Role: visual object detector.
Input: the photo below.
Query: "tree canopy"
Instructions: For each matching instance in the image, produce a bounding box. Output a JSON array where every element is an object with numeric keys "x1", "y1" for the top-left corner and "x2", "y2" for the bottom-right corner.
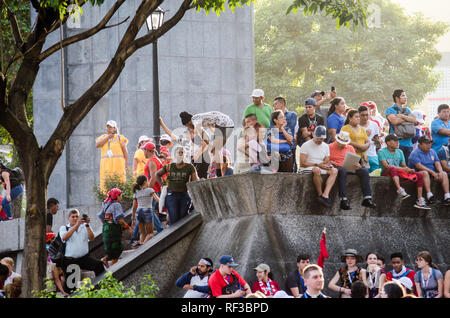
[{"x1": 255, "y1": 0, "x2": 449, "y2": 113}]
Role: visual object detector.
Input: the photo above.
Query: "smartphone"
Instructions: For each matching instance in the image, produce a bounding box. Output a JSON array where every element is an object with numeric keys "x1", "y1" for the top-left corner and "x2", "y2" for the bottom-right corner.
[{"x1": 82, "y1": 214, "x2": 88, "y2": 221}]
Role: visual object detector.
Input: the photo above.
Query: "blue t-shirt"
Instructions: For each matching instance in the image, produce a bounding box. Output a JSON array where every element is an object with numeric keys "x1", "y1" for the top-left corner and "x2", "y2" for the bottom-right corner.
[
  {"x1": 327, "y1": 112, "x2": 346, "y2": 134},
  {"x1": 385, "y1": 104, "x2": 413, "y2": 148},
  {"x1": 377, "y1": 147, "x2": 405, "y2": 173},
  {"x1": 270, "y1": 110, "x2": 297, "y2": 149},
  {"x1": 408, "y1": 148, "x2": 439, "y2": 171},
  {"x1": 437, "y1": 145, "x2": 450, "y2": 162},
  {"x1": 431, "y1": 118, "x2": 450, "y2": 153}
]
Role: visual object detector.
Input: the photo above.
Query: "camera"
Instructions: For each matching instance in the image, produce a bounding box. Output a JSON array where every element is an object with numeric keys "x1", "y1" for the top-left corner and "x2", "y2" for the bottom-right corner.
[{"x1": 82, "y1": 214, "x2": 88, "y2": 221}]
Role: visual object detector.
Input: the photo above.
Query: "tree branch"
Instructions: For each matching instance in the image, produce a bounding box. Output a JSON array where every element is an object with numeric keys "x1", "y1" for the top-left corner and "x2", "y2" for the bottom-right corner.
[
  {"x1": 39, "y1": 0, "x2": 126, "y2": 62},
  {"x1": 2, "y1": 0, "x2": 24, "y2": 51}
]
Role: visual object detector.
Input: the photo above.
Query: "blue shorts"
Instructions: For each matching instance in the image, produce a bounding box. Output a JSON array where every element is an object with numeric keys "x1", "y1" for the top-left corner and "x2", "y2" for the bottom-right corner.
[{"x1": 136, "y1": 208, "x2": 153, "y2": 224}]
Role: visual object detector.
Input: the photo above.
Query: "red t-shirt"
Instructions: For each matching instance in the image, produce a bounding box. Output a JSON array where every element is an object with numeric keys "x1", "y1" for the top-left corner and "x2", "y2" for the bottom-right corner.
[
  {"x1": 329, "y1": 142, "x2": 356, "y2": 167},
  {"x1": 208, "y1": 269, "x2": 248, "y2": 297},
  {"x1": 144, "y1": 156, "x2": 163, "y2": 193},
  {"x1": 386, "y1": 268, "x2": 417, "y2": 295}
]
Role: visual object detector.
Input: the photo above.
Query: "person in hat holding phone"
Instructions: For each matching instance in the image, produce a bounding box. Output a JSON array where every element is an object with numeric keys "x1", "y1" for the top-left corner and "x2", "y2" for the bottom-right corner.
[
  {"x1": 251, "y1": 263, "x2": 280, "y2": 296},
  {"x1": 328, "y1": 249, "x2": 367, "y2": 298},
  {"x1": 96, "y1": 120, "x2": 129, "y2": 191},
  {"x1": 208, "y1": 255, "x2": 251, "y2": 298},
  {"x1": 329, "y1": 131, "x2": 376, "y2": 210}
]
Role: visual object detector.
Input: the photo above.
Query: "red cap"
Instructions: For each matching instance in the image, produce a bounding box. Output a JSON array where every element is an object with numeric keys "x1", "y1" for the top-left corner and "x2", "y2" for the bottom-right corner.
[
  {"x1": 46, "y1": 232, "x2": 55, "y2": 243},
  {"x1": 141, "y1": 142, "x2": 155, "y2": 151}
]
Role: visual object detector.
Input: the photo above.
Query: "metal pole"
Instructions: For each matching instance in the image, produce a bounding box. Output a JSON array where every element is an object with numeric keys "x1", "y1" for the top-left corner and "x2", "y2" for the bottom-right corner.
[{"x1": 152, "y1": 39, "x2": 161, "y2": 153}]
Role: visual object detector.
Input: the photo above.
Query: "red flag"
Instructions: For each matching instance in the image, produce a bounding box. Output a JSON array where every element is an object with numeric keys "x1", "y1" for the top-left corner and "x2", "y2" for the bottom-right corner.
[{"x1": 317, "y1": 229, "x2": 329, "y2": 268}]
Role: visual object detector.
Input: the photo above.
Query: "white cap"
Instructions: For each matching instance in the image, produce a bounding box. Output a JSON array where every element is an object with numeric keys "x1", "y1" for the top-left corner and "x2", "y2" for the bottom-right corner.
[
  {"x1": 106, "y1": 120, "x2": 117, "y2": 128},
  {"x1": 273, "y1": 291, "x2": 294, "y2": 298},
  {"x1": 138, "y1": 135, "x2": 150, "y2": 143},
  {"x1": 251, "y1": 89, "x2": 264, "y2": 98},
  {"x1": 160, "y1": 134, "x2": 172, "y2": 142},
  {"x1": 396, "y1": 277, "x2": 413, "y2": 291},
  {"x1": 412, "y1": 110, "x2": 425, "y2": 125}
]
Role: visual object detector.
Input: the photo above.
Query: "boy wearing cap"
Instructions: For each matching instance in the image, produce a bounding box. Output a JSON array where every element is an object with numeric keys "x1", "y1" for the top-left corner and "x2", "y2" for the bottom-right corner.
[
  {"x1": 431, "y1": 104, "x2": 450, "y2": 153},
  {"x1": 251, "y1": 263, "x2": 280, "y2": 296},
  {"x1": 95, "y1": 120, "x2": 129, "y2": 191},
  {"x1": 408, "y1": 135, "x2": 450, "y2": 205},
  {"x1": 299, "y1": 126, "x2": 338, "y2": 208},
  {"x1": 378, "y1": 134, "x2": 431, "y2": 209},
  {"x1": 329, "y1": 131, "x2": 375, "y2": 210},
  {"x1": 242, "y1": 89, "x2": 273, "y2": 128},
  {"x1": 296, "y1": 98, "x2": 325, "y2": 147},
  {"x1": 208, "y1": 255, "x2": 251, "y2": 298}
]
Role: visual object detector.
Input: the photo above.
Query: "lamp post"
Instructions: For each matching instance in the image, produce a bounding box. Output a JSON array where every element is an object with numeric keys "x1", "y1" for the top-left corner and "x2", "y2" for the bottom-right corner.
[{"x1": 146, "y1": 7, "x2": 165, "y2": 152}]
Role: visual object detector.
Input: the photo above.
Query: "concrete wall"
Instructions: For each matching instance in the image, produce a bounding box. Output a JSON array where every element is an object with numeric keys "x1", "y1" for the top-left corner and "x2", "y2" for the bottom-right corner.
[{"x1": 33, "y1": 1, "x2": 255, "y2": 208}]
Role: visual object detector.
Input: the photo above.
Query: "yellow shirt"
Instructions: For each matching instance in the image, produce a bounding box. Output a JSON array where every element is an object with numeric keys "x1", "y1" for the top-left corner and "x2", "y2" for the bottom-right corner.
[
  {"x1": 341, "y1": 125, "x2": 368, "y2": 157},
  {"x1": 96, "y1": 134, "x2": 128, "y2": 191},
  {"x1": 133, "y1": 149, "x2": 148, "y2": 177}
]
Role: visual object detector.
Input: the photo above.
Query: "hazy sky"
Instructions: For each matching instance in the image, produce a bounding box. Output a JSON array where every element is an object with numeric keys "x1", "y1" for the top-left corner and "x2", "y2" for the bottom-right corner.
[{"x1": 391, "y1": 0, "x2": 450, "y2": 52}]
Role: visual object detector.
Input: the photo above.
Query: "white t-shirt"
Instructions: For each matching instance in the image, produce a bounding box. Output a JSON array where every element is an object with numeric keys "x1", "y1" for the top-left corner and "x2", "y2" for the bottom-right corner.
[
  {"x1": 361, "y1": 120, "x2": 380, "y2": 157},
  {"x1": 60, "y1": 224, "x2": 89, "y2": 258},
  {"x1": 183, "y1": 275, "x2": 210, "y2": 298},
  {"x1": 299, "y1": 139, "x2": 330, "y2": 171}
]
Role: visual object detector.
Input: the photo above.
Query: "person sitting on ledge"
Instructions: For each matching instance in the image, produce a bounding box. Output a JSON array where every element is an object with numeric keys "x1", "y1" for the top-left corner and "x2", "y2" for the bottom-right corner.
[
  {"x1": 329, "y1": 130, "x2": 376, "y2": 210},
  {"x1": 299, "y1": 264, "x2": 330, "y2": 298},
  {"x1": 299, "y1": 125, "x2": 338, "y2": 208}
]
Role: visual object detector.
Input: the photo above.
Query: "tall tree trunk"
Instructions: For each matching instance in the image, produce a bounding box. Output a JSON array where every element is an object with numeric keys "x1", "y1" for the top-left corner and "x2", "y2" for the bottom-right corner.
[{"x1": 12, "y1": 193, "x2": 23, "y2": 218}]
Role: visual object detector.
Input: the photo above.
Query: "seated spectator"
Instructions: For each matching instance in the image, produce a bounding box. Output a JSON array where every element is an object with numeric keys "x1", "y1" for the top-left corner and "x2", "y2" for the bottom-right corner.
[
  {"x1": 267, "y1": 110, "x2": 294, "y2": 172},
  {"x1": 45, "y1": 233, "x2": 69, "y2": 297},
  {"x1": 397, "y1": 277, "x2": 415, "y2": 296},
  {"x1": 444, "y1": 270, "x2": 450, "y2": 298},
  {"x1": 329, "y1": 131, "x2": 376, "y2": 210},
  {"x1": 408, "y1": 135, "x2": 450, "y2": 205},
  {"x1": 377, "y1": 253, "x2": 386, "y2": 271},
  {"x1": 358, "y1": 105, "x2": 381, "y2": 172},
  {"x1": 208, "y1": 147, "x2": 234, "y2": 178},
  {"x1": 208, "y1": 255, "x2": 251, "y2": 298},
  {"x1": 378, "y1": 134, "x2": 431, "y2": 210},
  {"x1": 0, "y1": 257, "x2": 21, "y2": 288},
  {"x1": 299, "y1": 264, "x2": 330, "y2": 298},
  {"x1": 414, "y1": 251, "x2": 444, "y2": 298},
  {"x1": 0, "y1": 263, "x2": 9, "y2": 296},
  {"x1": 98, "y1": 189, "x2": 133, "y2": 267},
  {"x1": 327, "y1": 97, "x2": 347, "y2": 143},
  {"x1": 350, "y1": 280, "x2": 367, "y2": 298},
  {"x1": 4, "y1": 276, "x2": 21, "y2": 298},
  {"x1": 364, "y1": 252, "x2": 386, "y2": 298},
  {"x1": 431, "y1": 104, "x2": 450, "y2": 153},
  {"x1": 341, "y1": 110, "x2": 370, "y2": 165},
  {"x1": 437, "y1": 138, "x2": 450, "y2": 174},
  {"x1": 296, "y1": 98, "x2": 325, "y2": 147},
  {"x1": 328, "y1": 249, "x2": 367, "y2": 298},
  {"x1": 299, "y1": 126, "x2": 338, "y2": 208},
  {"x1": 385, "y1": 252, "x2": 417, "y2": 295},
  {"x1": 175, "y1": 258, "x2": 213, "y2": 298},
  {"x1": 412, "y1": 110, "x2": 431, "y2": 150},
  {"x1": 251, "y1": 263, "x2": 280, "y2": 297},
  {"x1": 381, "y1": 281, "x2": 406, "y2": 298},
  {"x1": 285, "y1": 253, "x2": 310, "y2": 297},
  {"x1": 46, "y1": 198, "x2": 59, "y2": 233}
]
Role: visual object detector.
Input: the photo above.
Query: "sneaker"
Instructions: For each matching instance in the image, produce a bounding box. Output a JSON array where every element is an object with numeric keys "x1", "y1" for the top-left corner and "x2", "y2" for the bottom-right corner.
[
  {"x1": 318, "y1": 196, "x2": 332, "y2": 208},
  {"x1": 443, "y1": 198, "x2": 450, "y2": 206},
  {"x1": 362, "y1": 198, "x2": 376, "y2": 209},
  {"x1": 340, "y1": 199, "x2": 351, "y2": 210},
  {"x1": 397, "y1": 188, "x2": 410, "y2": 200},
  {"x1": 414, "y1": 199, "x2": 431, "y2": 210},
  {"x1": 427, "y1": 195, "x2": 437, "y2": 205}
]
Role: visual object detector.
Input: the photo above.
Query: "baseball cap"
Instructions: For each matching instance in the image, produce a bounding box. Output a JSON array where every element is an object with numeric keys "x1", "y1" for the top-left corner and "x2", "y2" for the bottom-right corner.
[
  {"x1": 160, "y1": 134, "x2": 172, "y2": 142},
  {"x1": 314, "y1": 125, "x2": 327, "y2": 139},
  {"x1": 412, "y1": 110, "x2": 425, "y2": 125},
  {"x1": 138, "y1": 135, "x2": 151, "y2": 143},
  {"x1": 160, "y1": 146, "x2": 170, "y2": 156},
  {"x1": 305, "y1": 98, "x2": 317, "y2": 106},
  {"x1": 106, "y1": 120, "x2": 117, "y2": 128},
  {"x1": 418, "y1": 135, "x2": 432, "y2": 144},
  {"x1": 311, "y1": 90, "x2": 325, "y2": 98},
  {"x1": 141, "y1": 142, "x2": 155, "y2": 151},
  {"x1": 254, "y1": 264, "x2": 270, "y2": 272},
  {"x1": 396, "y1": 277, "x2": 413, "y2": 291},
  {"x1": 219, "y1": 255, "x2": 239, "y2": 267},
  {"x1": 251, "y1": 89, "x2": 264, "y2": 98}
]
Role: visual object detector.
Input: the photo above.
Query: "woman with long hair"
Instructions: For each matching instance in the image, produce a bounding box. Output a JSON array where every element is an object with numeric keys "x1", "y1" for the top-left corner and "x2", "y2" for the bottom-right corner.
[
  {"x1": 365, "y1": 252, "x2": 386, "y2": 298},
  {"x1": 251, "y1": 264, "x2": 280, "y2": 297},
  {"x1": 328, "y1": 249, "x2": 367, "y2": 298},
  {"x1": 267, "y1": 110, "x2": 294, "y2": 172},
  {"x1": 327, "y1": 97, "x2": 347, "y2": 143},
  {"x1": 414, "y1": 251, "x2": 444, "y2": 298},
  {"x1": 341, "y1": 110, "x2": 370, "y2": 163},
  {"x1": 97, "y1": 188, "x2": 132, "y2": 267},
  {"x1": 132, "y1": 175, "x2": 160, "y2": 246}
]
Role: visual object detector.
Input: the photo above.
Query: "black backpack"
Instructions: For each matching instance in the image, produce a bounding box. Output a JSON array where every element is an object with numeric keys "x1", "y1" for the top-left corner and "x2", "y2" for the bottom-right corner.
[
  {"x1": 48, "y1": 226, "x2": 69, "y2": 267},
  {"x1": 208, "y1": 271, "x2": 242, "y2": 298}
]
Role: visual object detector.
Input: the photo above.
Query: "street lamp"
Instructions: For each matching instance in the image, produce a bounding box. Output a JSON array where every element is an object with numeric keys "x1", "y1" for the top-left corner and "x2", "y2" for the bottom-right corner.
[{"x1": 146, "y1": 7, "x2": 166, "y2": 152}]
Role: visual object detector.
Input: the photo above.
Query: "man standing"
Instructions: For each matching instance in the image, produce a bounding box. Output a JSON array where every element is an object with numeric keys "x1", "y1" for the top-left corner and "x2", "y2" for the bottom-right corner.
[
  {"x1": 208, "y1": 255, "x2": 251, "y2": 298},
  {"x1": 285, "y1": 253, "x2": 310, "y2": 297},
  {"x1": 242, "y1": 89, "x2": 273, "y2": 128},
  {"x1": 385, "y1": 90, "x2": 417, "y2": 163},
  {"x1": 329, "y1": 131, "x2": 376, "y2": 210},
  {"x1": 299, "y1": 264, "x2": 330, "y2": 298},
  {"x1": 408, "y1": 135, "x2": 450, "y2": 205},
  {"x1": 299, "y1": 126, "x2": 338, "y2": 208},
  {"x1": 60, "y1": 209, "x2": 104, "y2": 293},
  {"x1": 46, "y1": 198, "x2": 59, "y2": 233},
  {"x1": 385, "y1": 252, "x2": 417, "y2": 295},
  {"x1": 431, "y1": 104, "x2": 450, "y2": 153},
  {"x1": 175, "y1": 258, "x2": 213, "y2": 298},
  {"x1": 358, "y1": 105, "x2": 381, "y2": 172}
]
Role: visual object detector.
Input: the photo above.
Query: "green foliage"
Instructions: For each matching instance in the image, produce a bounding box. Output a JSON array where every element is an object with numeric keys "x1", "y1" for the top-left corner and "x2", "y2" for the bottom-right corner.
[
  {"x1": 93, "y1": 170, "x2": 135, "y2": 204},
  {"x1": 33, "y1": 272, "x2": 159, "y2": 298},
  {"x1": 39, "y1": 0, "x2": 104, "y2": 20},
  {"x1": 255, "y1": 0, "x2": 449, "y2": 114}
]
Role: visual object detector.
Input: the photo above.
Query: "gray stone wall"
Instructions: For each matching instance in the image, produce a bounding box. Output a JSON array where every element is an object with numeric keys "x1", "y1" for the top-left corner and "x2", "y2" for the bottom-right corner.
[{"x1": 33, "y1": 1, "x2": 255, "y2": 208}]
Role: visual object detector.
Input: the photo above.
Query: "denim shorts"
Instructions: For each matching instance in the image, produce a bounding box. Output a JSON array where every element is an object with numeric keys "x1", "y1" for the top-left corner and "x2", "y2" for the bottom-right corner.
[{"x1": 136, "y1": 208, "x2": 153, "y2": 224}]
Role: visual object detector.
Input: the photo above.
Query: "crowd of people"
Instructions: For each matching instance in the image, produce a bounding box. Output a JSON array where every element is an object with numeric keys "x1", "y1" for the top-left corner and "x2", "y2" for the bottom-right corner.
[{"x1": 175, "y1": 250, "x2": 450, "y2": 299}]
